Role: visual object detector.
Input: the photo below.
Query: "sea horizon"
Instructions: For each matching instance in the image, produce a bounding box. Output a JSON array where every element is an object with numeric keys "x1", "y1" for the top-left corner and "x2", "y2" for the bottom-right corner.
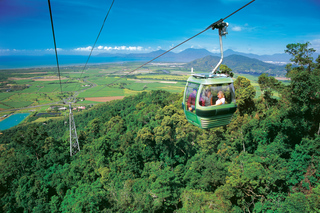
[{"x1": 0, "y1": 55, "x2": 151, "y2": 70}]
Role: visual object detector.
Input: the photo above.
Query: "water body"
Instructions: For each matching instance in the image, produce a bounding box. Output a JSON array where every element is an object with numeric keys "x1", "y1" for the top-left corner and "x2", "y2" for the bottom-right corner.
[
  {"x1": 0, "y1": 55, "x2": 147, "y2": 69},
  {"x1": 0, "y1": 113, "x2": 30, "y2": 131}
]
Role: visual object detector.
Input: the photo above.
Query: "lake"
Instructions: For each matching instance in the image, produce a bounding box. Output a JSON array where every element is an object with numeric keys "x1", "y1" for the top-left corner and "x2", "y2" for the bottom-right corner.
[{"x1": 0, "y1": 113, "x2": 30, "y2": 131}]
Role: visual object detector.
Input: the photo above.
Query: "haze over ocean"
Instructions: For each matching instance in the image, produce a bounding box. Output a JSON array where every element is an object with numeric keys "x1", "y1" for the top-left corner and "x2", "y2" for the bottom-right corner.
[{"x1": 0, "y1": 55, "x2": 144, "y2": 69}]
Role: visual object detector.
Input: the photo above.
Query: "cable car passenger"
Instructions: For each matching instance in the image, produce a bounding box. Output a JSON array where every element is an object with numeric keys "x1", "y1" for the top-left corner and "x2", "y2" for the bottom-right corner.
[
  {"x1": 203, "y1": 89, "x2": 213, "y2": 106},
  {"x1": 187, "y1": 88, "x2": 197, "y2": 112},
  {"x1": 215, "y1": 91, "x2": 225, "y2": 106}
]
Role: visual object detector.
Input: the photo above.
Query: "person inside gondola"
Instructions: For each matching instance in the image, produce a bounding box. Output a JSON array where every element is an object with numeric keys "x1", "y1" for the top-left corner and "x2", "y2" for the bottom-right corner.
[
  {"x1": 204, "y1": 89, "x2": 213, "y2": 106},
  {"x1": 215, "y1": 91, "x2": 225, "y2": 105},
  {"x1": 199, "y1": 93, "x2": 205, "y2": 106},
  {"x1": 187, "y1": 88, "x2": 197, "y2": 112}
]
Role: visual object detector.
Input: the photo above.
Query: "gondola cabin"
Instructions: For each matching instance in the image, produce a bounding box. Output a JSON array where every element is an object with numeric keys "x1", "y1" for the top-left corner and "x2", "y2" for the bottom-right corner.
[{"x1": 182, "y1": 73, "x2": 237, "y2": 129}]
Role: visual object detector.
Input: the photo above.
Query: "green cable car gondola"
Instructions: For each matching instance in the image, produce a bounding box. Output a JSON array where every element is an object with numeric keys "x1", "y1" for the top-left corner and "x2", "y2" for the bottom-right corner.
[{"x1": 182, "y1": 21, "x2": 237, "y2": 129}]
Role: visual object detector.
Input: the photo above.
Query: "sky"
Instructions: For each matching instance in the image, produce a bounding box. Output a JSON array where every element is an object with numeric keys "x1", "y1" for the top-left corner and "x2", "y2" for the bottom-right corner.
[{"x1": 1, "y1": 0, "x2": 320, "y2": 56}]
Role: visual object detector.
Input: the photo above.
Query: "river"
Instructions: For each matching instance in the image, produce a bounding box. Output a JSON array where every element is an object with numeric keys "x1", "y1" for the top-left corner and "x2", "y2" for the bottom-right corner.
[{"x1": 0, "y1": 113, "x2": 30, "y2": 131}]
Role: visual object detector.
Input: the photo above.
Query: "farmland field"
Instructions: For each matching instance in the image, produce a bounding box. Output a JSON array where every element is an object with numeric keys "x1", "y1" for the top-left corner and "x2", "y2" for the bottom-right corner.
[{"x1": 0, "y1": 62, "x2": 284, "y2": 115}]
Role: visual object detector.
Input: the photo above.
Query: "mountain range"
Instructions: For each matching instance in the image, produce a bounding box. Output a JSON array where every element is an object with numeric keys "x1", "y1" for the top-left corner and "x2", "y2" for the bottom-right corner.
[
  {"x1": 97, "y1": 48, "x2": 295, "y2": 64},
  {"x1": 184, "y1": 54, "x2": 287, "y2": 76},
  {"x1": 98, "y1": 48, "x2": 299, "y2": 76}
]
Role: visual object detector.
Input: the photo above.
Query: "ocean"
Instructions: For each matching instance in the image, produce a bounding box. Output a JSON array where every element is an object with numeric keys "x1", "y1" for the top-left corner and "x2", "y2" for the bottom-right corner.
[{"x1": 0, "y1": 55, "x2": 148, "y2": 69}]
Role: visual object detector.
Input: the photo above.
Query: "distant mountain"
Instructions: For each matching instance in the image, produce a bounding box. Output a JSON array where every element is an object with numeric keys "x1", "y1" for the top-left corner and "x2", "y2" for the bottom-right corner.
[
  {"x1": 126, "y1": 50, "x2": 176, "y2": 59},
  {"x1": 97, "y1": 48, "x2": 295, "y2": 64},
  {"x1": 97, "y1": 48, "x2": 212, "y2": 62},
  {"x1": 222, "y1": 49, "x2": 292, "y2": 63},
  {"x1": 185, "y1": 54, "x2": 287, "y2": 76},
  {"x1": 175, "y1": 48, "x2": 213, "y2": 61}
]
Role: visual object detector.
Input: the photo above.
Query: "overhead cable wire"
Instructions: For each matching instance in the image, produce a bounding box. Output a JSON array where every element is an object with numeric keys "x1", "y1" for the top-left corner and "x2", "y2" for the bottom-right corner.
[
  {"x1": 48, "y1": 0, "x2": 63, "y2": 93},
  {"x1": 72, "y1": 0, "x2": 115, "y2": 96},
  {"x1": 87, "y1": 0, "x2": 255, "y2": 97}
]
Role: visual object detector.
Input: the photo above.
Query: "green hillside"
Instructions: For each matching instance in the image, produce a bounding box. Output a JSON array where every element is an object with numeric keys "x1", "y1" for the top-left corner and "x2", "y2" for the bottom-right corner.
[
  {"x1": 185, "y1": 54, "x2": 286, "y2": 76},
  {"x1": 0, "y1": 43, "x2": 319, "y2": 212}
]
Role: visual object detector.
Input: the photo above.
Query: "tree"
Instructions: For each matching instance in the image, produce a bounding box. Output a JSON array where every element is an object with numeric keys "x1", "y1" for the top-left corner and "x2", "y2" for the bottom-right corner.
[
  {"x1": 285, "y1": 42, "x2": 320, "y2": 135},
  {"x1": 234, "y1": 76, "x2": 256, "y2": 115},
  {"x1": 219, "y1": 64, "x2": 234, "y2": 77},
  {"x1": 258, "y1": 73, "x2": 281, "y2": 109},
  {"x1": 285, "y1": 42, "x2": 315, "y2": 72}
]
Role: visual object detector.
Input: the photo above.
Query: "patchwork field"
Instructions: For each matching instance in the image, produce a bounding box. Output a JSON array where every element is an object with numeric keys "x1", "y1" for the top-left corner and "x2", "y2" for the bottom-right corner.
[
  {"x1": 85, "y1": 96, "x2": 125, "y2": 102},
  {"x1": 0, "y1": 62, "x2": 285, "y2": 115}
]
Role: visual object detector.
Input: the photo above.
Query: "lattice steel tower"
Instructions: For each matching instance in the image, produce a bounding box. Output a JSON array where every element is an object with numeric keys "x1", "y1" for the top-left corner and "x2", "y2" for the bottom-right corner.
[{"x1": 69, "y1": 103, "x2": 80, "y2": 156}]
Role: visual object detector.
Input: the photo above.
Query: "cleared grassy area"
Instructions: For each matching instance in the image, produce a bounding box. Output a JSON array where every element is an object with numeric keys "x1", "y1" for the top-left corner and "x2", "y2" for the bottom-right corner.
[
  {"x1": 1, "y1": 63, "x2": 282, "y2": 112},
  {"x1": 0, "y1": 103, "x2": 11, "y2": 109},
  {"x1": 135, "y1": 74, "x2": 189, "y2": 81},
  {"x1": 0, "y1": 93, "x2": 13, "y2": 101},
  {"x1": 0, "y1": 92, "x2": 63, "y2": 108},
  {"x1": 31, "y1": 116, "x2": 63, "y2": 123},
  {"x1": 80, "y1": 100, "x2": 103, "y2": 104},
  {"x1": 78, "y1": 86, "x2": 125, "y2": 98},
  {"x1": 5, "y1": 101, "x2": 33, "y2": 108},
  {"x1": 124, "y1": 83, "x2": 146, "y2": 91}
]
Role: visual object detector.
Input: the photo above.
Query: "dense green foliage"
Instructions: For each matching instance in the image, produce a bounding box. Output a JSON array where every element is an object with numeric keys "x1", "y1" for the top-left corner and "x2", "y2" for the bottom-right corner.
[{"x1": 1, "y1": 43, "x2": 320, "y2": 212}]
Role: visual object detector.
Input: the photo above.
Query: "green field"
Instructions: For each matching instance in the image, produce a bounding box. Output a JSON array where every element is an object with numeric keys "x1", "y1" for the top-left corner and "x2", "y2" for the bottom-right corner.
[
  {"x1": 0, "y1": 93, "x2": 13, "y2": 101},
  {"x1": 0, "y1": 63, "x2": 285, "y2": 113}
]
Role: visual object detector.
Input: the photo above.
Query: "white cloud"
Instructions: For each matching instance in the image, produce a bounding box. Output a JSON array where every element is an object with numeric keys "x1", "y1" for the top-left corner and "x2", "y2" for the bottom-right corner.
[
  {"x1": 211, "y1": 47, "x2": 220, "y2": 53},
  {"x1": 104, "y1": 46, "x2": 112, "y2": 50},
  {"x1": 74, "y1": 46, "x2": 92, "y2": 51},
  {"x1": 310, "y1": 39, "x2": 320, "y2": 53},
  {"x1": 232, "y1": 26, "x2": 242, "y2": 32},
  {"x1": 46, "y1": 48, "x2": 63, "y2": 51},
  {"x1": 81, "y1": 45, "x2": 146, "y2": 52},
  {"x1": 0, "y1": 45, "x2": 158, "y2": 56},
  {"x1": 127, "y1": 46, "x2": 143, "y2": 51}
]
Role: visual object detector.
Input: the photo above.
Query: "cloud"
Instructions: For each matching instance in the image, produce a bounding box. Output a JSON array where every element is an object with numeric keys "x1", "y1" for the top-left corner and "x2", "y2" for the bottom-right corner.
[
  {"x1": 231, "y1": 26, "x2": 242, "y2": 32},
  {"x1": 104, "y1": 46, "x2": 112, "y2": 50},
  {"x1": 211, "y1": 47, "x2": 220, "y2": 53},
  {"x1": 310, "y1": 39, "x2": 320, "y2": 52},
  {"x1": 46, "y1": 48, "x2": 63, "y2": 51},
  {"x1": 74, "y1": 45, "x2": 145, "y2": 52},
  {"x1": 0, "y1": 45, "x2": 163, "y2": 56},
  {"x1": 97, "y1": 46, "x2": 144, "y2": 51},
  {"x1": 74, "y1": 46, "x2": 92, "y2": 51}
]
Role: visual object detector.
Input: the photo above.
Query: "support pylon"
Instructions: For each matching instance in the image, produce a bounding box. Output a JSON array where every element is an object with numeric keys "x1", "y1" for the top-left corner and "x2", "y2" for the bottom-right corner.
[{"x1": 69, "y1": 103, "x2": 80, "y2": 156}]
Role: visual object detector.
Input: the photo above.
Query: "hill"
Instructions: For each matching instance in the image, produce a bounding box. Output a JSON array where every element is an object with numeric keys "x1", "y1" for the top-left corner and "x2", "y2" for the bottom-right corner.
[
  {"x1": 97, "y1": 48, "x2": 295, "y2": 64},
  {"x1": 185, "y1": 54, "x2": 287, "y2": 76},
  {"x1": 1, "y1": 81, "x2": 320, "y2": 212},
  {"x1": 98, "y1": 48, "x2": 213, "y2": 62}
]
